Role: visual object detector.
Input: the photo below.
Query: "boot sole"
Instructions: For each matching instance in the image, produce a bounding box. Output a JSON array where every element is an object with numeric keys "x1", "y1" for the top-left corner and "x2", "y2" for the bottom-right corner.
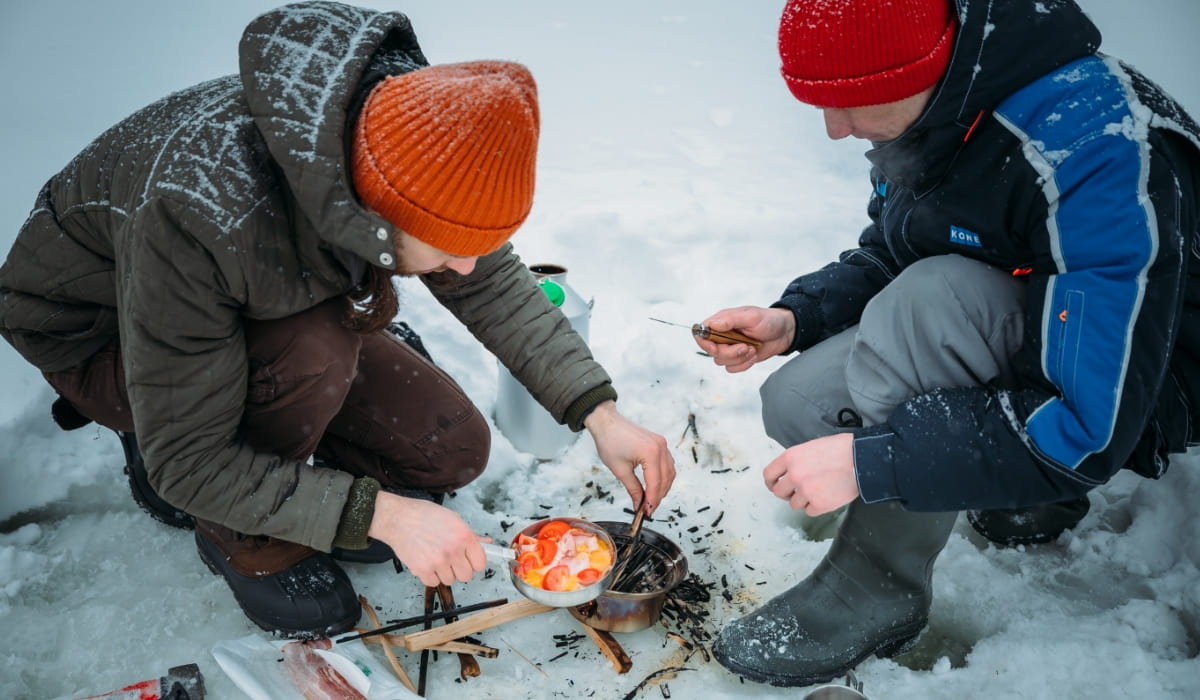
[
  {"x1": 715, "y1": 622, "x2": 924, "y2": 688},
  {"x1": 125, "y1": 464, "x2": 195, "y2": 530},
  {"x1": 195, "y1": 531, "x2": 358, "y2": 640}
]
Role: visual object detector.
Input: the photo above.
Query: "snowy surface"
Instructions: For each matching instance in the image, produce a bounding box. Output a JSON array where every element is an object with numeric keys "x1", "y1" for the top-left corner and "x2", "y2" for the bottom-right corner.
[{"x1": 2, "y1": 2, "x2": 1200, "y2": 699}]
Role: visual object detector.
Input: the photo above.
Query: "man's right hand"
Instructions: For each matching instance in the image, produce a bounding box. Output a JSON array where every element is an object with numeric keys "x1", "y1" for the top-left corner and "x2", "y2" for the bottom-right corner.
[
  {"x1": 698, "y1": 306, "x2": 795, "y2": 373},
  {"x1": 367, "y1": 491, "x2": 488, "y2": 587}
]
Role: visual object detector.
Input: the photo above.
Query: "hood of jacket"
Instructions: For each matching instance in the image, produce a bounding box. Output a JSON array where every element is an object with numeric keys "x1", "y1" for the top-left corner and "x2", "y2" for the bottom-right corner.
[
  {"x1": 867, "y1": 0, "x2": 1102, "y2": 190},
  {"x1": 237, "y1": 1, "x2": 429, "y2": 271}
]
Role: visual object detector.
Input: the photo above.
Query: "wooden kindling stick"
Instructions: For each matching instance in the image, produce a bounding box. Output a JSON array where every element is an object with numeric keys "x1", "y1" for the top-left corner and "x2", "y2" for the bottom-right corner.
[
  {"x1": 358, "y1": 635, "x2": 499, "y2": 658},
  {"x1": 335, "y1": 597, "x2": 510, "y2": 644},
  {"x1": 576, "y1": 622, "x2": 633, "y2": 674},
  {"x1": 436, "y1": 583, "x2": 482, "y2": 679},
  {"x1": 400, "y1": 598, "x2": 554, "y2": 652},
  {"x1": 358, "y1": 596, "x2": 417, "y2": 695}
]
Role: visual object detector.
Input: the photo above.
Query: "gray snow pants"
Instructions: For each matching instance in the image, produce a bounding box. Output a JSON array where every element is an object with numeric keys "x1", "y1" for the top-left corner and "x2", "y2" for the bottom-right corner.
[{"x1": 761, "y1": 255, "x2": 1026, "y2": 446}]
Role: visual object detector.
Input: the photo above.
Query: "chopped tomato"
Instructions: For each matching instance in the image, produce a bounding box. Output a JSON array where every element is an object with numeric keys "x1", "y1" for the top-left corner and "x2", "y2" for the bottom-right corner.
[
  {"x1": 535, "y1": 538, "x2": 557, "y2": 565},
  {"x1": 543, "y1": 565, "x2": 571, "y2": 591},
  {"x1": 516, "y1": 533, "x2": 537, "y2": 547},
  {"x1": 576, "y1": 568, "x2": 602, "y2": 586},
  {"x1": 516, "y1": 551, "x2": 541, "y2": 575},
  {"x1": 537, "y1": 521, "x2": 571, "y2": 541}
]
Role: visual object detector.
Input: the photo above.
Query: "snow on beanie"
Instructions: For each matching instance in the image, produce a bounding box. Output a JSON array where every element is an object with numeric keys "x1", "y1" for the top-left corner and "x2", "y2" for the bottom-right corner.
[
  {"x1": 778, "y1": 0, "x2": 957, "y2": 108},
  {"x1": 352, "y1": 61, "x2": 539, "y2": 257}
]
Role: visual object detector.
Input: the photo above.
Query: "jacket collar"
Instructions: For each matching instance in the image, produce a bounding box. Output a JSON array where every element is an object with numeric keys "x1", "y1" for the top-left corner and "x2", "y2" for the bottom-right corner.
[{"x1": 866, "y1": 0, "x2": 1101, "y2": 192}]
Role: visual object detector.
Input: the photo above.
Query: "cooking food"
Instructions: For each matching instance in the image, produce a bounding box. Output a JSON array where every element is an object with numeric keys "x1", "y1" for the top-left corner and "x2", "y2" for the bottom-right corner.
[{"x1": 512, "y1": 519, "x2": 614, "y2": 592}]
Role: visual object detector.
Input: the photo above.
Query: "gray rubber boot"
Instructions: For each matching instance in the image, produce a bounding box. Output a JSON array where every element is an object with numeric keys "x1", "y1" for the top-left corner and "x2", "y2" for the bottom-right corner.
[{"x1": 713, "y1": 499, "x2": 957, "y2": 687}]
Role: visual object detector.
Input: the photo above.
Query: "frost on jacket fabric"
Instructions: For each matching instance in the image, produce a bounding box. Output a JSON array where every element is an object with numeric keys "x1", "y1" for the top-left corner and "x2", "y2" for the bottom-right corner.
[
  {"x1": 0, "y1": 2, "x2": 611, "y2": 550},
  {"x1": 770, "y1": 0, "x2": 1200, "y2": 511}
]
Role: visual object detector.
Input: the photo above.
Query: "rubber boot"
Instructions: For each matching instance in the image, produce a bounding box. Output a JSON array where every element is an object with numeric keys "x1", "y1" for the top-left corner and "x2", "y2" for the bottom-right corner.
[
  {"x1": 967, "y1": 495, "x2": 1090, "y2": 546},
  {"x1": 195, "y1": 519, "x2": 360, "y2": 638},
  {"x1": 713, "y1": 500, "x2": 957, "y2": 687}
]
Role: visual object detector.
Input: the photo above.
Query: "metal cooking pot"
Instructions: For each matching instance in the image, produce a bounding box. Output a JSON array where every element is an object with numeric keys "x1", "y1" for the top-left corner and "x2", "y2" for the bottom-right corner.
[
  {"x1": 483, "y1": 516, "x2": 617, "y2": 608},
  {"x1": 568, "y1": 521, "x2": 688, "y2": 633}
]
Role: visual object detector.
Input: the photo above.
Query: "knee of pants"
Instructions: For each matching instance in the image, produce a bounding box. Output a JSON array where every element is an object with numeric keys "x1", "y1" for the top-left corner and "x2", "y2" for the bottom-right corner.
[
  {"x1": 846, "y1": 254, "x2": 1023, "y2": 422},
  {"x1": 426, "y1": 407, "x2": 493, "y2": 492},
  {"x1": 760, "y1": 366, "x2": 835, "y2": 447},
  {"x1": 856, "y1": 254, "x2": 1019, "y2": 337},
  {"x1": 245, "y1": 318, "x2": 361, "y2": 414}
]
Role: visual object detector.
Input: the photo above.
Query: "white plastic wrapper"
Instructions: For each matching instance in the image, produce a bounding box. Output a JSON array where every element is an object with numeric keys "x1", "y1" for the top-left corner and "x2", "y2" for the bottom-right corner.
[{"x1": 211, "y1": 634, "x2": 419, "y2": 700}]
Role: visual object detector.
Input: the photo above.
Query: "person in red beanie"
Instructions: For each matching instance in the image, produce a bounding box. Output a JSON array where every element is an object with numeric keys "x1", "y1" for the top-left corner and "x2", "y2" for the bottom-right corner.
[
  {"x1": 701, "y1": 0, "x2": 1200, "y2": 687},
  {"x1": 0, "y1": 2, "x2": 675, "y2": 638}
]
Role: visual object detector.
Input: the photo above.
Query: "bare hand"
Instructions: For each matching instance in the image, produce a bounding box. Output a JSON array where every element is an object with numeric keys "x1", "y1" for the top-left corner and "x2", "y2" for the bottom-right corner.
[
  {"x1": 762, "y1": 433, "x2": 859, "y2": 515},
  {"x1": 367, "y1": 492, "x2": 487, "y2": 587},
  {"x1": 698, "y1": 306, "x2": 795, "y2": 373},
  {"x1": 584, "y1": 400, "x2": 676, "y2": 516}
]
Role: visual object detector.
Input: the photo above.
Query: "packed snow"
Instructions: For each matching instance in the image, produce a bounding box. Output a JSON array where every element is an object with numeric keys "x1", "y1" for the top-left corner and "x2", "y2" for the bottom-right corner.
[{"x1": 1, "y1": 2, "x2": 1198, "y2": 698}]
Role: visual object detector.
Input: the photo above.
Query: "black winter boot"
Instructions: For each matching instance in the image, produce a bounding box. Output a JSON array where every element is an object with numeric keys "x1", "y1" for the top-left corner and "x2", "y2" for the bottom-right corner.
[
  {"x1": 117, "y1": 431, "x2": 194, "y2": 530},
  {"x1": 713, "y1": 500, "x2": 957, "y2": 687},
  {"x1": 195, "y1": 519, "x2": 360, "y2": 638},
  {"x1": 387, "y1": 321, "x2": 432, "y2": 361},
  {"x1": 967, "y1": 495, "x2": 1090, "y2": 546}
]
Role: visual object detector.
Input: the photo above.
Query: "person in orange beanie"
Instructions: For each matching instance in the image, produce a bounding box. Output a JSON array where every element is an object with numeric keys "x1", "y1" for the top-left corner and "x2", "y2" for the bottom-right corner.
[
  {"x1": 0, "y1": 2, "x2": 675, "y2": 638},
  {"x1": 699, "y1": 0, "x2": 1200, "y2": 688}
]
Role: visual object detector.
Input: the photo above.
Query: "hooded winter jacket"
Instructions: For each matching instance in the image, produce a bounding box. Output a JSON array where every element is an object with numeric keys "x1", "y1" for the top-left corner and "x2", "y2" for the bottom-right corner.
[
  {"x1": 0, "y1": 2, "x2": 613, "y2": 550},
  {"x1": 771, "y1": 0, "x2": 1200, "y2": 511}
]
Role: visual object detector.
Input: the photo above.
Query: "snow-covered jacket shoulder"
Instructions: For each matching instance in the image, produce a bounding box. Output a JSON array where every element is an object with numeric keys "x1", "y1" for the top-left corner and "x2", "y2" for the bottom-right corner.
[
  {"x1": 771, "y1": 0, "x2": 1200, "y2": 510},
  {"x1": 0, "y1": 2, "x2": 426, "y2": 550}
]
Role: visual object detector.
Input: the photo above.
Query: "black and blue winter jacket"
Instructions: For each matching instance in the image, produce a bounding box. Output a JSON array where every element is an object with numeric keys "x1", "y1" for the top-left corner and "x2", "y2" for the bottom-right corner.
[{"x1": 772, "y1": 0, "x2": 1200, "y2": 511}]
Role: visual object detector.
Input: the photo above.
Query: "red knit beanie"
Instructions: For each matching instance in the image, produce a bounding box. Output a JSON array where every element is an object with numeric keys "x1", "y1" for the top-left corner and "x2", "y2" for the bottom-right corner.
[
  {"x1": 778, "y1": 0, "x2": 957, "y2": 108},
  {"x1": 352, "y1": 61, "x2": 539, "y2": 257}
]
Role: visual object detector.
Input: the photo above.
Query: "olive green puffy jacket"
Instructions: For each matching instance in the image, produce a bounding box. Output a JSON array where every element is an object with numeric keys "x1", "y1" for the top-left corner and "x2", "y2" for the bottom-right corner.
[{"x1": 0, "y1": 2, "x2": 611, "y2": 550}]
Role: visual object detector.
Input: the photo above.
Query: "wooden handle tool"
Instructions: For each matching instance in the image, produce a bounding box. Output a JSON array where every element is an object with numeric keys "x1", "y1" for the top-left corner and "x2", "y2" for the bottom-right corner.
[{"x1": 649, "y1": 317, "x2": 763, "y2": 349}]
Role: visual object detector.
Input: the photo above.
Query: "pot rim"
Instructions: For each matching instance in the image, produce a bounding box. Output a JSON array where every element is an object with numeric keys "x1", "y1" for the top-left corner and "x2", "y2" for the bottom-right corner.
[
  {"x1": 506, "y1": 516, "x2": 617, "y2": 608},
  {"x1": 591, "y1": 520, "x2": 689, "y2": 597}
]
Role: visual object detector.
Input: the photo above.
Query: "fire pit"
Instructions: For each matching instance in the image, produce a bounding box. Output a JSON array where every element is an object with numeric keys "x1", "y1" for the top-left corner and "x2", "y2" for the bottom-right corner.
[{"x1": 569, "y1": 521, "x2": 688, "y2": 633}]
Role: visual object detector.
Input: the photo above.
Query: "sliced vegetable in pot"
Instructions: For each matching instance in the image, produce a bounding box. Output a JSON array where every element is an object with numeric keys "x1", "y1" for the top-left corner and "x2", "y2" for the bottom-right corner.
[{"x1": 512, "y1": 519, "x2": 614, "y2": 592}]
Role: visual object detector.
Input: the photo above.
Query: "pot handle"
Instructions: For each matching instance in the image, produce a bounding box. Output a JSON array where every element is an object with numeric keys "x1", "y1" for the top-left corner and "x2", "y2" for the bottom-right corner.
[{"x1": 481, "y1": 542, "x2": 516, "y2": 562}]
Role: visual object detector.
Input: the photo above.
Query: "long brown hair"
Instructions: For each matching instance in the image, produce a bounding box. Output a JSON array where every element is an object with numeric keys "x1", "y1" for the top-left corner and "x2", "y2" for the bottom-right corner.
[{"x1": 342, "y1": 264, "x2": 398, "y2": 334}]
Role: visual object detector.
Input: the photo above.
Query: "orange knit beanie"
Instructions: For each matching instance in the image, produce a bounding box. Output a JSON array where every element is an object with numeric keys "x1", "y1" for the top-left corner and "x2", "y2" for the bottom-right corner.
[{"x1": 352, "y1": 61, "x2": 539, "y2": 257}]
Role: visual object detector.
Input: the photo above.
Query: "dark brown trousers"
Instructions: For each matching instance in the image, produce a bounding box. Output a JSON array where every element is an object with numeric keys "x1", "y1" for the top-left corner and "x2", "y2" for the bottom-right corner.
[{"x1": 44, "y1": 300, "x2": 490, "y2": 495}]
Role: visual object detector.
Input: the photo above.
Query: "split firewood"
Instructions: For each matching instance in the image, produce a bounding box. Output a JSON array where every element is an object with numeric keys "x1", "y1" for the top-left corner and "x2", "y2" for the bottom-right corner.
[
  {"x1": 576, "y1": 623, "x2": 632, "y2": 674},
  {"x1": 436, "y1": 583, "x2": 482, "y2": 679},
  {"x1": 401, "y1": 598, "x2": 553, "y2": 652},
  {"x1": 360, "y1": 634, "x2": 499, "y2": 659},
  {"x1": 335, "y1": 598, "x2": 510, "y2": 644},
  {"x1": 424, "y1": 640, "x2": 499, "y2": 659},
  {"x1": 359, "y1": 595, "x2": 417, "y2": 695}
]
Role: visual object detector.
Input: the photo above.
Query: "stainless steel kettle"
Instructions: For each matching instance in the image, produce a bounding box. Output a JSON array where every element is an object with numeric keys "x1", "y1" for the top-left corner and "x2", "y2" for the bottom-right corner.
[{"x1": 493, "y1": 264, "x2": 592, "y2": 460}]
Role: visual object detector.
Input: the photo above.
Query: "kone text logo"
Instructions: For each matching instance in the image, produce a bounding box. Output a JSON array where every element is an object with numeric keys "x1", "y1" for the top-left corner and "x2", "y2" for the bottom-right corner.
[{"x1": 949, "y1": 225, "x2": 983, "y2": 248}]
